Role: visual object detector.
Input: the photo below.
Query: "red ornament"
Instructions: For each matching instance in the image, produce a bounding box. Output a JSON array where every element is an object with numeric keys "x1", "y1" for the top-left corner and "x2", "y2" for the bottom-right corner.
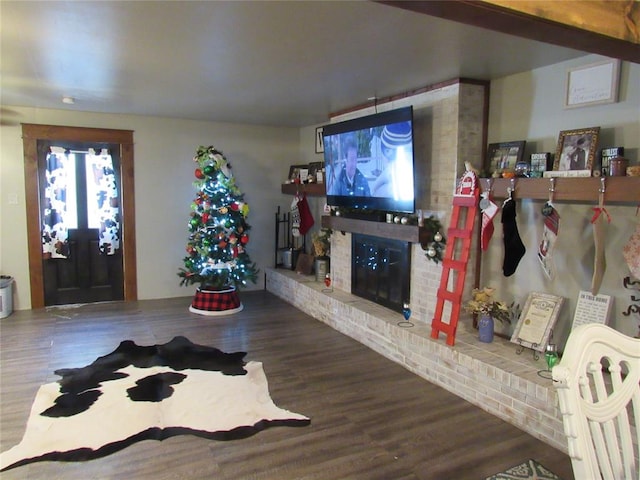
[
  {"x1": 201, "y1": 213, "x2": 210, "y2": 224},
  {"x1": 195, "y1": 168, "x2": 205, "y2": 179},
  {"x1": 219, "y1": 241, "x2": 227, "y2": 248},
  {"x1": 324, "y1": 275, "x2": 331, "y2": 287},
  {"x1": 232, "y1": 246, "x2": 239, "y2": 258},
  {"x1": 230, "y1": 202, "x2": 239, "y2": 211},
  {"x1": 240, "y1": 234, "x2": 249, "y2": 245}
]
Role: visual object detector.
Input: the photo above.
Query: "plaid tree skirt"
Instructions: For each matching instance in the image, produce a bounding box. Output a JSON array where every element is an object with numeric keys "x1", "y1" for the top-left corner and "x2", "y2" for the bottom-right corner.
[{"x1": 189, "y1": 287, "x2": 243, "y2": 316}]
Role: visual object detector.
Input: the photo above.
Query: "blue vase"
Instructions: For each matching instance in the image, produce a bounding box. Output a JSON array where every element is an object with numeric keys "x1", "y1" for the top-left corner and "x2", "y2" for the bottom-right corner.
[{"x1": 478, "y1": 315, "x2": 494, "y2": 343}]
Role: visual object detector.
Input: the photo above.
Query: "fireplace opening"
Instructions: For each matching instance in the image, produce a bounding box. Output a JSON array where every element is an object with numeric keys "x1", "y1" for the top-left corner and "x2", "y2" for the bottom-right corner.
[{"x1": 352, "y1": 234, "x2": 411, "y2": 312}]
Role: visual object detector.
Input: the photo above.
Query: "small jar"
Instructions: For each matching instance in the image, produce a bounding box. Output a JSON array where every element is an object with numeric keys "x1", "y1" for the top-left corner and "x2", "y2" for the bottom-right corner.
[{"x1": 609, "y1": 157, "x2": 629, "y2": 176}]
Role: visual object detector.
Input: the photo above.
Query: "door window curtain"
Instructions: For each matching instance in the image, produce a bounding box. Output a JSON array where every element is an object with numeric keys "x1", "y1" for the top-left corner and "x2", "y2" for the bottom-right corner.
[
  {"x1": 41, "y1": 147, "x2": 120, "y2": 259},
  {"x1": 42, "y1": 147, "x2": 71, "y2": 258},
  {"x1": 87, "y1": 148, "x2": 120, "y2": 255}
]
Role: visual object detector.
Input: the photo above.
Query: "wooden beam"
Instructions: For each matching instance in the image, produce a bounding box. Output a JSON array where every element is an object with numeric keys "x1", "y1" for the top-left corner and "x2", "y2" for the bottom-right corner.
[{"x1": 379, "y1": 0, "x2": 640, "y2": 63}]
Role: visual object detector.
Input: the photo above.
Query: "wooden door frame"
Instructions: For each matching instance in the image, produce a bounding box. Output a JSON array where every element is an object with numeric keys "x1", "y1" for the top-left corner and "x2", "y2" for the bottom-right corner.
[{"x1": 22, "y1": 124, "x2": 137, "y2": 308}]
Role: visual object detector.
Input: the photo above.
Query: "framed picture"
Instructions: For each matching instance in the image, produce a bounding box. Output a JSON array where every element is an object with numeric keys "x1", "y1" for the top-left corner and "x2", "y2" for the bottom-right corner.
[
  {"x1": 288, "y1": 164, "x2": 308, "y2": 182},
  {"x1": 485, "y1": 141, "x2": 526, "y2": 176},
  {"x1": 510, "y1": 292, "x2": 564, "y2": 352},
  {"x1": 553, "y1": 127, "x2": 600, "y2": 173},
  {"x1": 565, "y1": 59, "x2": 620, "y2": 108},
  {"x1": 315, "y1": 127, "x2": 324, "y2": 154},
  {"x1": 308, "y1": 161, "x2": 324, "y2": 183}
]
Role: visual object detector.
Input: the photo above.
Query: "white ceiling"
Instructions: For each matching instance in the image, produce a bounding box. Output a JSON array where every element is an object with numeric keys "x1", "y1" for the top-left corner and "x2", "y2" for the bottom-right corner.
[{"x1": 1, "y1": 1, "x2": 588, "y2": 127}]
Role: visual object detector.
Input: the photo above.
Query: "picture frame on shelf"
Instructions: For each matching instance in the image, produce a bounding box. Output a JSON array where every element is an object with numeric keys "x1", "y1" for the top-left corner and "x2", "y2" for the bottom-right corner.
[
  {"x1": 308, "y1": 161, "x2": 324, "y2": 184},
  {"x1": 510, "y1": 292, "x2": 564, "y2": 353},
  {"x1": 553, "y1": 126, "x2": 600, "y2": 174},
  {"x1": 565, "y1": 59, "x2": 620, "y2": 109},
  {"x1": 485, "y1": 141, "x2": 526, "y2": 176},
  {"x1": 288, "y1": 164, "x2": 308, "y2": 183},
  {"x1": 315, "y1": 127, "x2": 324, "y2": 154}
]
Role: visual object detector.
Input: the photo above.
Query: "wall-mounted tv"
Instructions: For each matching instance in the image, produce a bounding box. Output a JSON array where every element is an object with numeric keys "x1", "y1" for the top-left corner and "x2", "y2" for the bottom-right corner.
[{"x1": 323, "y1": 106, "x2": 415, "y2": 214}]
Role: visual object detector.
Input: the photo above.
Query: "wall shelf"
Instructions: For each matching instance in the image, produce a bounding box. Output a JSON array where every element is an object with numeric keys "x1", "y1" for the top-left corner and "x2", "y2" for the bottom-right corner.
[
  {"x1": 482, "y1": 176, "x2": 640, "y2": 204},
  {"x1": 281, "y1": 183, "x2": 325, "y2": 196},
  {"x1": 321, "y1": 215, "x2": 432, "y2": 244}
]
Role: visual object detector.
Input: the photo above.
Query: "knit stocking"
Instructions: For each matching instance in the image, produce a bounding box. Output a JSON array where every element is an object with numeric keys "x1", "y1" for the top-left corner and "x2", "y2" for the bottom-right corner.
[
  {"x1": 291, "y1": 196, "x2": 301, "y2": 237},
  {"x1": 502, "y1": 198, "x2": 526, "y2": 277},
  {"x1": 590, "y1": 207, "x2": 610, "y2": 295},
  {"x1": 537, "y1": 205, "x2": 560, "y2": 280},
  {"x1": 480, "y1": 193, "x2": 498, "y2": 251}
]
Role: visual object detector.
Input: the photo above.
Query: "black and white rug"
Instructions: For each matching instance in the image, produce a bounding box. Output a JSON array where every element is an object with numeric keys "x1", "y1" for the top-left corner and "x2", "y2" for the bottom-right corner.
[
  {"x1": 485, "y1": 459, "x2": 564, "y2": 480},
  {"x1": 0, "y1": 336, "x2": 310, "y2": 471}
]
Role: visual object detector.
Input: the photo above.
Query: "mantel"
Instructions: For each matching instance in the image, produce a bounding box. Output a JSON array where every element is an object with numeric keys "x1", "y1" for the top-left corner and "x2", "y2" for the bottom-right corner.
[
  {"x1": 482, "y1": 176, "x2": 640, "y2": 203},
  {"x1": 321, "y1": 215, "x2": 432, "y2": 244}
]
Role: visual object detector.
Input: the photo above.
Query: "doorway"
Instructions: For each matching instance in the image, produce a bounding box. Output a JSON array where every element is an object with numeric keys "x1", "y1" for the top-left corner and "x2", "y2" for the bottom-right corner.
[{"x1": 22, "y1": 124, "x2": 137, "y2": 309}]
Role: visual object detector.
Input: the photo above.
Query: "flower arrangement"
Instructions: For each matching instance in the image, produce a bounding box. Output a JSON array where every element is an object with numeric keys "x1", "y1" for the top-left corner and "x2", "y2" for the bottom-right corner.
[
  {"x1": 464, "y1": 287, "x2": 511, "y2": 323},
  {"x1": 312, "y1": 228, "x2": 332, "y2": 258}
]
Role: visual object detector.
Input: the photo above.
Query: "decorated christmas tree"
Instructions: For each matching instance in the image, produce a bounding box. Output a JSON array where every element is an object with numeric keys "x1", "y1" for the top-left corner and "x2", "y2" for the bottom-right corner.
[{"x1": 178, "y1": 145, "x2": 258, "y2": 313}]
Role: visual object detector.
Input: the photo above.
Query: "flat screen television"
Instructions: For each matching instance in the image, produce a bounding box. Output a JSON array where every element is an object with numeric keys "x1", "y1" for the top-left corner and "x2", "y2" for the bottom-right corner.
[{"x1": 322, "y1": 106, "x2": 415, "y2": 214}]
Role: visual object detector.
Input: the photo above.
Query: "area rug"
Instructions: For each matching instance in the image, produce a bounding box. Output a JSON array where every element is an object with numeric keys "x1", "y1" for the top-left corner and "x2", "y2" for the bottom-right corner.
[
  {"x1": 0, "y1": 336, "x2": 310, "y2": 471},
  {"x1": 485, "y1": 459, "x2": 563, "y2": 480}
]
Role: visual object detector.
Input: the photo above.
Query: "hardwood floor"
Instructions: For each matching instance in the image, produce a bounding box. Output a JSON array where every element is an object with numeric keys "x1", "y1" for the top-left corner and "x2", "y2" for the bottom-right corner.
[{"x1": 0, "y1": 291, "x2": 574, "y2": 480}]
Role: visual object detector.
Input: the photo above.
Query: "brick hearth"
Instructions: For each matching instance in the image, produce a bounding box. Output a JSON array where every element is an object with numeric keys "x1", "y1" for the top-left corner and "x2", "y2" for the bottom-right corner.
[{"x1": 266, "y1": 267, "x2": 568, "y2": 453}]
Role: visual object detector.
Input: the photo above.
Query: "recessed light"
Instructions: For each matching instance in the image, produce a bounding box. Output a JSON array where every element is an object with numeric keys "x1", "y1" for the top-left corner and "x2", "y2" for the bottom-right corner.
[{"x1": 62, "y1": 96, "x2": 75, "y2": 105}]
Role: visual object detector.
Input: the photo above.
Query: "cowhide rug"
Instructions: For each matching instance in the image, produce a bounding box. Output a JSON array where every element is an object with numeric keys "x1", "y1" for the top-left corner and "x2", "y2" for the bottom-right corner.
[{"x1": 0, "y1": 336, "x2": 310, "y2": 471}]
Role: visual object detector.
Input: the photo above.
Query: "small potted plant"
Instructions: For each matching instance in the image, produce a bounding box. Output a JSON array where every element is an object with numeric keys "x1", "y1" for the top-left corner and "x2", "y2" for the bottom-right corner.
[
  {"x1": 312, "y1": 228, "x2": 332, "y2": 281},
  {"x1": 464, "y1": 287, "x2": 510, "y2": 343}
]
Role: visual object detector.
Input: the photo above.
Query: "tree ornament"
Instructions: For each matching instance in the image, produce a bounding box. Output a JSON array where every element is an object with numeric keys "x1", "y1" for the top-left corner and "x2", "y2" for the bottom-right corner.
[
  {"x1": 201, "y1": 212, "x2": 210, "y2": 224},
  {"x1": 219, "y1": 206, "x2": 228, "y2": 214},
  {"x1": 202, "y1": 238, "x2": 210, "y2": 247},
  {"x1": 230, "y1": 202, "x2": 240, "y2": 211},
  {"x1": 240, "y1": 234, "x2": 249, "y2": 245},
  {"x1": 195, "y1": 168, "x2": 205, "y2": 179},
  {"x1": 203, "y1": 164, "x2": 215, "y2": 176},
  {"x1": 434, "y1": 231, "x2": 443, "y2": 242},
  {"x1": 189, "y1": 218, "x2": 200, "y2": 228},
  {"x1": 427, "y1": 246, "x2": 436, "y2": 257},
  {"x1": 218, "y1": 240, "x2": 227, "y2": 248}
]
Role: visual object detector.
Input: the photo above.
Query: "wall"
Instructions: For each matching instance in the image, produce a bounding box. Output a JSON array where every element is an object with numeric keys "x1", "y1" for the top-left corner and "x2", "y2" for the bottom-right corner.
[
  {"x1": 0, "y1": 107, "x2": 299, "y2": 309},
  {"x1": 486, "y1": 54, "x2": 640, "y2": 342}
]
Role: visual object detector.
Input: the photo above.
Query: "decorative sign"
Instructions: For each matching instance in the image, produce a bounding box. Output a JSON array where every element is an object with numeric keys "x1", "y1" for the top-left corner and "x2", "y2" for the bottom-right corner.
[
  {"x1": 455, "y1": 170, "x2": 477, "y2": 197},
  {"x1": 565, "y1": 59, "x2": 620, "y2": 108},
  {"x1": 511, "y1": 292, "x2": 564, "y2": 352},
  {"x1": 571, "y1": 290, "x2": 612, "y2": 329}
]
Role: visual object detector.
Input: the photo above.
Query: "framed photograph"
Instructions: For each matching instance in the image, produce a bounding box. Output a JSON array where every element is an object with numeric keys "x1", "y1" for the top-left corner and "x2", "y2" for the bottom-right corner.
[
  {"x1": 510, "y1": 292, "x2": 564, "y2": 352},
  {"x1": 553, "y1": 127, "x2": 600, "y2": 173},
  {"x1": 288, "y1": 164, "x2": 308, "y2": 182},
  {"x1": 485, "y1": 141, "x2": 526, "y2": 176},
  {"x1": 308, "y1": 161, "x2": 324, "y2": 183},
  {"x1": 565, "y1": 59, "x2": 620, "y2": 108},
  {"x1": 315, "y1": 127, "x2": 324, "y2": 154}
]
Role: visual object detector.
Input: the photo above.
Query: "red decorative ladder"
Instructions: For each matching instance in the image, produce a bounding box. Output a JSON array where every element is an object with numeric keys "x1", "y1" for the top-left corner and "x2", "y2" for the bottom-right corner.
[{"x1": 431, "y1": 171, "x2": 480, "y2": 346}]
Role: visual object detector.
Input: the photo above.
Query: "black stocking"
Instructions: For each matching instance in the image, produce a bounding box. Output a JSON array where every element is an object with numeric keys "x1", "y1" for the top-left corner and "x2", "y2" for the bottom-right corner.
[{"x1": 502, "y1": 198, "x2": 526, "y2": 277}]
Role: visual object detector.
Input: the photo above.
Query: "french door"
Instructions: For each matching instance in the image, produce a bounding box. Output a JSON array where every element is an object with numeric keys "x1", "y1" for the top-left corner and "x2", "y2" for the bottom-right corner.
[{"x1": 22, "y1": 124, "x2": 137, "y2": 309}]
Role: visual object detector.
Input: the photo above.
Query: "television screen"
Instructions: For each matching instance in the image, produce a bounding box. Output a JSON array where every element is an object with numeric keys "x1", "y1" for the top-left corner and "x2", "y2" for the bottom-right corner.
[{"x1": 322, "y1": 106, "x2": 415, "y2": 214}]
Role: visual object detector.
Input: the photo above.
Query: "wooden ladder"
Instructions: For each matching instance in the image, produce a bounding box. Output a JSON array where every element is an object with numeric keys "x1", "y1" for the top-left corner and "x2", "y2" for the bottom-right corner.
[{"x1": 431, "y1": 171, "x2": 480, "y2": 346}]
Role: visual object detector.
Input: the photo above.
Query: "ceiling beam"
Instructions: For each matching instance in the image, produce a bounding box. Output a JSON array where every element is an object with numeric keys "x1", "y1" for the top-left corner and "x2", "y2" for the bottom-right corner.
[{"x1": 380, "y1": 0, "x2": 640, "y2": 63}]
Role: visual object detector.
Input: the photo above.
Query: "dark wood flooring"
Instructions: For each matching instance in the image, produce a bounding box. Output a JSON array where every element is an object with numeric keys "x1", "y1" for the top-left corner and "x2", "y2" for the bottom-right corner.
[{"x1": 0, "y1": 291, "x2": 574, "y2": 479}]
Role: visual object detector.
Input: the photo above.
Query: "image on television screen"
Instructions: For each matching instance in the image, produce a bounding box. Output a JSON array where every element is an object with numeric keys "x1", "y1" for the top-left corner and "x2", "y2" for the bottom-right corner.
[{"x1": 322, "y1": 106, "x2": 415, "y2": 214}]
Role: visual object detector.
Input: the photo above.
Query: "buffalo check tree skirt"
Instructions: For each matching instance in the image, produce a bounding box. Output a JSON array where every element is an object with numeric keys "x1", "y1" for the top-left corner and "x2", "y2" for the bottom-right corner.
[{"x1": 189, "y1": 286, "x2": 243, "y2": 316}]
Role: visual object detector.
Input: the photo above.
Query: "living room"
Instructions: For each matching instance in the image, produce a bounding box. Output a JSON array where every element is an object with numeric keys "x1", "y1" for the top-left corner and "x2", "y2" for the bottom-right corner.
[{"x1": 0, "y1": 2, "x2": 639, "y2": 478}]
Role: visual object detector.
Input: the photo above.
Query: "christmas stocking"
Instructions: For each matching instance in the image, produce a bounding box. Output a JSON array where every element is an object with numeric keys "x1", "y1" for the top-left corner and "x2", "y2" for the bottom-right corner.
[
  {"x1": 297, "y1": 193, "x2": 314, "y2": 236},
  {"x1": 291, "y1": 196, "x2": 301, "y2": 237},
  {"x1": 623, "y1": 222, "x2": 640, "y2": 279},
  {"x1": 590, "y1": 207, "x2": 610, "y2": 295},
  {"x1": 537, "y1": 204, "x2": 560, "y2": 280},
  {"x1": 480, "y1": 192, "x2": 498, "y2": 251},
  {"x1": 501, "y1": 197, "x2": 526, "y2": 277}
]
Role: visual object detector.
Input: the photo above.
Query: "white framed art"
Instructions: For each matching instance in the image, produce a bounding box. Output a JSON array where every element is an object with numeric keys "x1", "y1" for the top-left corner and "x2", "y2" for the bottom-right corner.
[{"x1": 565, "y1": 59, "x2": 620, "y2": 108}]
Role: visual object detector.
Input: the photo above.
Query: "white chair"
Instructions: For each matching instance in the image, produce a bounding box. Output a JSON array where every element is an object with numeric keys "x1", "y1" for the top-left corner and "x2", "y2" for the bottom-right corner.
[{"x1": 552, "y1": 323, "x2": 640, "y2": 480}]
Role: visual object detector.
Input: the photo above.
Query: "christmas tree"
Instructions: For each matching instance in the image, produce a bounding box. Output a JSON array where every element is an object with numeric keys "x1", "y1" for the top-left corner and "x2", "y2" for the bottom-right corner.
[{"x1": 178, "y1": 145, "x2": 258, "y2": 291}]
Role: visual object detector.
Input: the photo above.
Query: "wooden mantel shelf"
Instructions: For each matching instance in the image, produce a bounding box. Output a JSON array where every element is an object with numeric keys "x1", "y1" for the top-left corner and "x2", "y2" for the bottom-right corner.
[
  {"x1": 281, "y1": 183, "x2": 325, "y2": 196},
  {"x1": 321, "y1": 215, "x2": 432, "y2": 244},
  {"x1": 480, "y1": 176, "x2": 640, "y2": 204}
]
